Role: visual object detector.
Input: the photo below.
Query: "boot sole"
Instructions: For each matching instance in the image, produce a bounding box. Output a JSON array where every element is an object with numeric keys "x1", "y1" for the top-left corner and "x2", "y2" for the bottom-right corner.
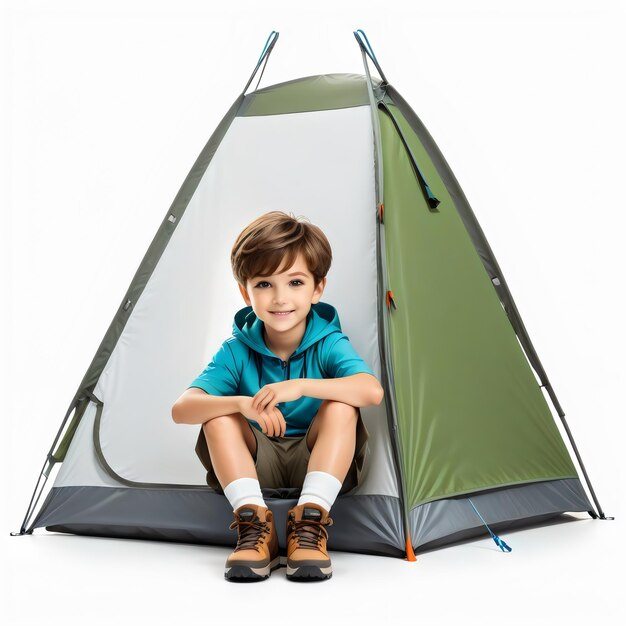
[
  {"x1": 286, "y1": 563, "x2": 333, "y2": 581},
  {"x1": 224, "y1": 556, "x2": 280, "y2": 582}
]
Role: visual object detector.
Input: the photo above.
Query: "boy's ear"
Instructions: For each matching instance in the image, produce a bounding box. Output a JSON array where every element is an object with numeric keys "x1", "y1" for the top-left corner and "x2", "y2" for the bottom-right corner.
[
  {"x1": 238, "y1": 282, "x2": 252, "y2": 306},
  {"x1": 312, "y1": 276, "x2": 327, "y2": 303}
]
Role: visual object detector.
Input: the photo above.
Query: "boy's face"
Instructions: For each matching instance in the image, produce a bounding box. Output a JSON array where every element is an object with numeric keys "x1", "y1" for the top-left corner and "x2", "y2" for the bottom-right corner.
[{"x1": 238, "y1": 252, "x2": 326, "y2": 341}]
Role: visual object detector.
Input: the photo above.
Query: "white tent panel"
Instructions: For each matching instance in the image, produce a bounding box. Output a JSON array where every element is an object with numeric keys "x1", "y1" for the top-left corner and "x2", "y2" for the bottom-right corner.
[{"x1": 54, "y1": 104, "x2": 399, "y2": 497}]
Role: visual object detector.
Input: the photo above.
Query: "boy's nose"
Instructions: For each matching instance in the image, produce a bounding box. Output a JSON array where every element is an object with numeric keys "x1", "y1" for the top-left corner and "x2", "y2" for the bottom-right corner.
[{"x1": 272, "y1": 288, "x2": 287, "y2": 303}]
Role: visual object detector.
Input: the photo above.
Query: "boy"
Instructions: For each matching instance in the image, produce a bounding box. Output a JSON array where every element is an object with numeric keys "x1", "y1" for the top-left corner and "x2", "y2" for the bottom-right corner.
[{"x1": 171, "y1": 211, "x2": 384, "y2": 582}]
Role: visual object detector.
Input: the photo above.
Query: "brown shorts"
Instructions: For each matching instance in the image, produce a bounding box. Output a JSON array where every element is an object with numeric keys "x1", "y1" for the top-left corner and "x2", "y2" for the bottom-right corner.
[{"x1": 195, "y1": 407, "x2": 369, "y2": 496}]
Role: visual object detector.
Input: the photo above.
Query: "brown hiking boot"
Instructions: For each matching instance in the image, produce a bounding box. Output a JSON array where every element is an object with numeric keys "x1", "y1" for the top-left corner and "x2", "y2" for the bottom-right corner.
[
  {"x1": 286, "y1": 502, "x2": 334, "y2": 581},
  {"x1": 224, "y1": 504, "x2": 280, "y2": 582}
]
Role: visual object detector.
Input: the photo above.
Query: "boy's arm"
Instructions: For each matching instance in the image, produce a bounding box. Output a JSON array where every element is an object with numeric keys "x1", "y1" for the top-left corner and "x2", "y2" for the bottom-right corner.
[
  {"x1": 171, "y1": 388, "x2": 247, "y2": 425},
  {"x1": 172, "y1": 388, "x2": 288, "y2": 436},
  {"x1": 300, "y1": 373, "x2": 384, "y2": 408},
  {"x1": 175, "y1": 340, "x2": 244, "y2": 425}
]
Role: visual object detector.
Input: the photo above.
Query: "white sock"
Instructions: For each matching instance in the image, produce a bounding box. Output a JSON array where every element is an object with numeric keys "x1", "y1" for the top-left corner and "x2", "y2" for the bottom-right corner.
[
  {"x1": 223, "y1": 477, "x2": 266, "y2": 511},
  {"x1": 297, "y1": 471, "x2": 343, "y2": 512}
]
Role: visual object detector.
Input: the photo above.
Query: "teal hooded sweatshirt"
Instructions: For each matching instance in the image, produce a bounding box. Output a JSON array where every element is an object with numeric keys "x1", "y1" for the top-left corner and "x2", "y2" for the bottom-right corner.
[{"x1": 188, "y1": 301, "x2": 374, "y2": 436}]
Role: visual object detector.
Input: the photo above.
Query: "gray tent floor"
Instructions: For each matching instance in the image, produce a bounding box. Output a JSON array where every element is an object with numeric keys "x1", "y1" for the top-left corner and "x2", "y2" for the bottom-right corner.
[{"x1": 5, "y1": 511, "x2": 622, "y2": 625}]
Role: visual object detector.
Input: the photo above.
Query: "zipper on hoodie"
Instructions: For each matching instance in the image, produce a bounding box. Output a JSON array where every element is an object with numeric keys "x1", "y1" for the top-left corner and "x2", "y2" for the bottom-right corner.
[{"x1": 279, "y1": 357, "x2": 291, "y2": 380}]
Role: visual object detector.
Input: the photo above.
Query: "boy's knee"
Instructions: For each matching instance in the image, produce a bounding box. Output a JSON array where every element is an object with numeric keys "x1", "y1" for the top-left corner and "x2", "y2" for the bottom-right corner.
[
  {"x1": 319, "y1": 400, "x2": 358, "y2": 423},
  {"x1": 202, "y1": 413, "x2": 245, "y2": 435}
]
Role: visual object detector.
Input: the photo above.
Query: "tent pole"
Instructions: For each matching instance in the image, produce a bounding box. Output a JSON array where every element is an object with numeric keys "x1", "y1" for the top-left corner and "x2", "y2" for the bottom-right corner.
[
  {"x1": 495, "y1": 269, "x2": 610, "y2": 520},
  {"x1": 10, "y1": 458, "x2": 48, "y2": 536},
  {"x1": 543, "y1": 382, "x2": 612, "y2": 520},
  {"x1": 354, "y1": 29, "x2": 417, "y2": 560},
  {"x1": 241, "y1": 31, "x2": 279, "y2": 95},
  {"x1": 353, "y1": 29, "x2": 389, "y2": 86},
  {"x1": 10, "y1": 392, "x2": 84, "y2": 536}
]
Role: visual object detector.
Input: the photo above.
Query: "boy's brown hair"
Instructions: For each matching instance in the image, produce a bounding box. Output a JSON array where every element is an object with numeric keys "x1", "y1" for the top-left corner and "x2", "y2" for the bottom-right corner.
[{"x1": 231, "y1": 211, "x2": 332, "y2": 288}]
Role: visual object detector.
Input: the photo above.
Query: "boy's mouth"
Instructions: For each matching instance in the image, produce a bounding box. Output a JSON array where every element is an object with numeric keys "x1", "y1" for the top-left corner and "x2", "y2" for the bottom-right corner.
[{"x1": 269, "y1": 310, "x2": 294, "y2": 316}]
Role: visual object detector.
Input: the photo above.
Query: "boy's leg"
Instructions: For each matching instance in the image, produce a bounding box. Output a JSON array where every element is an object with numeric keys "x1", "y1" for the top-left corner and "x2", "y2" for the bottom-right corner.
[
  {"x1": 202, "y1": 413, "x2": 258, "y2": 486},
  {"x1": 305, "y1": 400, "x2": 358, "y2": 477},
  {"x1": 202, "y1": 414, "x2": 279, "y2": 582},
  {"x1": 298, "y1": 399, "x2": 358, "y2": 510},
  {"x1": 286, "y1": 400, "x2": 359, "y2": 581},
  {"x1": 202, "y1": 413, "x2": 265, "y2": 509}
]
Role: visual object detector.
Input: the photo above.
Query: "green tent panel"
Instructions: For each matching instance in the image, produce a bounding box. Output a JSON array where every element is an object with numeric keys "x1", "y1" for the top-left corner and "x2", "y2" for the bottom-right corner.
[{"x1": 379, "y1": 102, "x2": 578, "y2": 510}]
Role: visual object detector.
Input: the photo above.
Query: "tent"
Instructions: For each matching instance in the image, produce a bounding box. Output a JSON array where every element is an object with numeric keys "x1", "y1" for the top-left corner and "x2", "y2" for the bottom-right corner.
[{"x1": 13, "y1": 31, "x2": 608, "y2": 559}]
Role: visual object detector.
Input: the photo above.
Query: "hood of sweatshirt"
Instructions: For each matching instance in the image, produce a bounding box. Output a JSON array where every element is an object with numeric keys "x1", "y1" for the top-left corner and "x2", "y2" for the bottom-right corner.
[{"x1": 232, "y1": 301, "x2": 343, "y2": 362}]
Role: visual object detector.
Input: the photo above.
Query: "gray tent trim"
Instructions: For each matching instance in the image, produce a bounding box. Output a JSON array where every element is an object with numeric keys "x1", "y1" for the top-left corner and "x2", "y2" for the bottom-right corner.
[
  {"x1": 33, "y1": 488, "x2": 406, "y2": 557},
  {"x1": 29, "y1": 478, "x2": 589, "y2": 557},
  {"x1": 409, "y1": 477, "x2": 591, "y2": 549}
]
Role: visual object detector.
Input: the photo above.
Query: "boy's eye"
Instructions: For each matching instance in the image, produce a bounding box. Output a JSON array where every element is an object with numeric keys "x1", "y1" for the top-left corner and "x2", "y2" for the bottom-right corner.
[{"x1": 254, "y1": 280, "x2": 304, "y2": 288}]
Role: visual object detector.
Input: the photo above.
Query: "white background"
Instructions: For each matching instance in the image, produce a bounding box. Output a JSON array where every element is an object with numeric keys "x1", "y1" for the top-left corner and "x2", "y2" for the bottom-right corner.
[{"x1": 2, "y1": 0, "x2": 624, "y2": 624}]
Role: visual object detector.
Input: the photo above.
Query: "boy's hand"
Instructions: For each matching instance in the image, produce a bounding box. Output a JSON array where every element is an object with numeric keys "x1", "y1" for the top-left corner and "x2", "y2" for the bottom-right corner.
[
  {"x1": 252, "y1": 380, "x2": 303, "y2": 416},
  {"x1": 238, "y1": 396, "x2": 287, "y2": 437}
]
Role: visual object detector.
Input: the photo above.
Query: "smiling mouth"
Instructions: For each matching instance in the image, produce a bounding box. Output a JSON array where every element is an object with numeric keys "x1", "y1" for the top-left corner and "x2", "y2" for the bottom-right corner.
[{"x1": 270, "y1": 310, "x2": 294, "y2": 316}]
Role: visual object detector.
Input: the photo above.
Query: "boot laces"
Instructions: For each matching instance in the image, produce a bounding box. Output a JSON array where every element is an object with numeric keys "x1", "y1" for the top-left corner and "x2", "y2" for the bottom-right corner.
[
  {"x1": 288, "y1": 514, "x2": 333, "y2": 550},
  {"x1": 229, "y1": 516, "x2": 270, "y2": 553}
]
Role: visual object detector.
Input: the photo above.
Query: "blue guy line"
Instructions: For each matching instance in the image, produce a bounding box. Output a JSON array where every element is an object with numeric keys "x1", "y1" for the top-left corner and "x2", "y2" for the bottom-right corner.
[
  {"x1": 257, "y1": 31, "x2": 277, "y2": 65},
  {"x1": 467, "y1": 498, "x2": 512, "y2": 552},
  {"x1": 355, "y1": 29, "x2": 378, "y2": 65}
]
